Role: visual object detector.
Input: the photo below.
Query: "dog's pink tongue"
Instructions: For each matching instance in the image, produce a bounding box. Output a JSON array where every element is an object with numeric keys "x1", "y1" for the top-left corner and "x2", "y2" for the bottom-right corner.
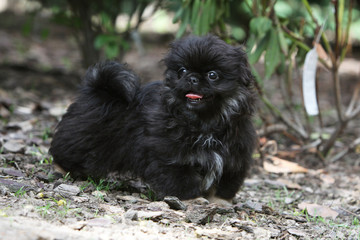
[{"x1": 186, "y1": 93, "x2": 203, "y2": 100}]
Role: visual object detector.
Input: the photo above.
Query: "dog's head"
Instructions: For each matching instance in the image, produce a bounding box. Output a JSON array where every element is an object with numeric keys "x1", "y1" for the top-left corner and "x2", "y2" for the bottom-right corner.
[{"x1": 163, "y1": 35, "x2": 255, "y2": 120}]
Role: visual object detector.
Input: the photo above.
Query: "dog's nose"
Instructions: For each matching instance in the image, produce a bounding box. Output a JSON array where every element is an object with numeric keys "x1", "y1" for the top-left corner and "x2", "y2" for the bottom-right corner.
[{"x1": 189, "y1": 76, "x2": 199, "y2": 85}]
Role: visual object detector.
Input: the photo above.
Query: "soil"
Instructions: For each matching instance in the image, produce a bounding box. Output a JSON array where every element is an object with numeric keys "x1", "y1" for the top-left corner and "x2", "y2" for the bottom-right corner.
[{"x1": 0, "y1": 10, "x2": 360, "y2": 240}]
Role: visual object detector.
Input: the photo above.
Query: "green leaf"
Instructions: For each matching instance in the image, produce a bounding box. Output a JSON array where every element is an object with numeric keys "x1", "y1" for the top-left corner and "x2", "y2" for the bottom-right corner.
[
  {"x1": 231, "y1": 26, "x2": 246, "y2": 41},
  {"x1": 277, "y1": 25, "x2": 288, "y2": 54},
  {"x1": 248, "y1": 31, "x2": 270, "y2": 65},
  {"x1": 173, "y1": 8, "x2": 184, "y2": 23},
  {"x1": 94, "y1": 34, "x2": 109, "y2": 49},
  {"x1": 40, "y1": 28, "x2": 50, "y2": 40},
  {"x1": 176, "y1": 9, "x2": 190, "y2": 38},
  {"x1": 249, "y1": 17, "x2": 272, "y2": 37},
  {"x1": 105, "y1": 44, "x2": 119, "y2": 59},
  {"x1": 209, "y1": 0, "x2": 216, "y2": 25},
  {"x1": 191, "y1": 0, "x2": 201, "y2": 27},
  {"x1": 264, "y1": 28, "x2": 282, "y2": 79}
]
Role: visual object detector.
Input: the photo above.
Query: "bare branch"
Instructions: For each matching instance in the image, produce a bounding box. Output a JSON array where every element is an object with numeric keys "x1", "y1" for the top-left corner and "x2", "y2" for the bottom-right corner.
[{"x1": 329, "y1": 137, "x2": 360, "y2": 162}]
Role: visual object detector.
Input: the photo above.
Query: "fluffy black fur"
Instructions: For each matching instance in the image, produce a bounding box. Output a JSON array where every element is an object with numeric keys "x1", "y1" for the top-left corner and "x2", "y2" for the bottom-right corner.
[{"x1": 50, "y1": 35, "x2": 257, "y2": 200}]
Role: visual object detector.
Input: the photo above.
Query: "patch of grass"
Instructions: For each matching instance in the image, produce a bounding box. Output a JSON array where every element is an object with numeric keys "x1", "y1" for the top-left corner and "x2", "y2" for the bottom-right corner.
[
  {"x1": 37, "y1": 202, "x2": 52, "y2": 218},
  {"x1": 87, "y1": 177, "x2": 118, "y2": 192},
  {"x1": 79, "y1": 180, "x2": 92, "y2": 192},
  {"x1": 267, "y1": 186, "x2": 296, "y2": 211},
  {"x1": 29, "y1": 146, "x2": 53, "y2": 165},
  {"x1": 141, "y1": 188, "x2": 157, "y2": 201},
  {"x1": 42, "y1": 127, "x2": 52, "y2": 141},
  {"x1": 353, "y1": 217, "x2": 359, "y2": 226},
  {"x1": 63, "y1": 172, "x2": 73, "y2": 182},
  {"x1": 37, "y1": 197, "x2": 82, "y2": 219},
  {"x1": 294, "y1": 208, "x2": 360, "y2": 238},
  {"x1": 14, "y1": 187, "x2": 26, "y2": 198}
]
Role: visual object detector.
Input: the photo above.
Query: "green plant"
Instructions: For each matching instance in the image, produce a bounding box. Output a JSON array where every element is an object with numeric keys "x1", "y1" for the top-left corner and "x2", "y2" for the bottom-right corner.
[
  {"x1": 245, "y1": 0, "x2": 358, "y2": 160},
  {"x1": 173, "y1": 0, "x2": 359, "y2": 161},
  {"x1": 63, "y1": 172, "x2": 72, "y2": 182},
  {"x1": 171, "y1": 0, "x2": 231, "y2": 38},
  {"x1": 88, "y1": 178, "x2": 109, "y2": 191},
  {"x1": 15, "y1": 187, "x2": 26, "y2": 198},
  {"x1": 37, "y1": 198, "x2": 82, "y2": 219},
  {"x1": 42, "y1": 127, "x2": 51, "y2": 141},
  {"x1": 79, "y1": 180, "x2": 92, "y2": 192},
  {"x1": 32, "y1": 0, "x2": 161, "y2": 67},
  {"x1": 353, "y1": 217, "x2": 359, "y2": 226},
  {"x1": 29, "y1": 146, "x2": 53, "y2": 165},
  {"x1": 37, "y1": 202, "x2": 52, "y2": 218}
]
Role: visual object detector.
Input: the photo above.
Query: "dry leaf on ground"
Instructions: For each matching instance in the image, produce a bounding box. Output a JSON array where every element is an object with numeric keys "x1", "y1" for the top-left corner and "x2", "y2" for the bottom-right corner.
[
  {"x1": 263, "y1": 156, "x2": 308, "y2": 173},
  {"x1": 277, "y1": 179, "x2": 302, "y2": 190},
  {"x1": 298, "y1": 202, "x2": 339, "y2": 220}
]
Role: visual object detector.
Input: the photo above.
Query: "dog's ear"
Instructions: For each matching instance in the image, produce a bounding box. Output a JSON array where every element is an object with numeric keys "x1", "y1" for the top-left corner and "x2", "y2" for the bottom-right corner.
[{"x1": 232, "y1": 47, "x2": 254, "y2": 88}]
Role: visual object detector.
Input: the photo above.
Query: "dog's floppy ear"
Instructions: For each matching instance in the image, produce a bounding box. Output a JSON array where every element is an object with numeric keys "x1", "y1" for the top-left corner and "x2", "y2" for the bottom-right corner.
[{"x1": 233, "y1": 47, "x2": 254, "y2": 88}]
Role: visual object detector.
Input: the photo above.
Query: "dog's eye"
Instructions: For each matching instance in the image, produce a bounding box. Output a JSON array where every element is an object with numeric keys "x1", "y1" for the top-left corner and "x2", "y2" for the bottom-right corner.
[
  {"x1": 208, "y1": 71, "x2": 218, "y2": 81},
  {"x1": 178, "y1": 67, "x2": 187, "y2": 78}
]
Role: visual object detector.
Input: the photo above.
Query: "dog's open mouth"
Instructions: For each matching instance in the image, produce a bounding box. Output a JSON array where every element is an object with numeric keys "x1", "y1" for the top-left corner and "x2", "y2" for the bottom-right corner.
[
  {"x1": 186, "y1": 93, "x2": 203, "y2": 100},
  {"x1": 185, "y1": 92, "x2": 205, "y2": 104},
  {"x1": 185, "y1": 92, "x2": 213, "y2": 107}
]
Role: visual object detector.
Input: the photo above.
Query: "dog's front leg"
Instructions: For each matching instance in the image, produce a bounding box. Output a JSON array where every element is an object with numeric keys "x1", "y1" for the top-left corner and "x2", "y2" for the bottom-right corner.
[{"x1": 143, "y1": 163, "x2": 203, "y2": 200}]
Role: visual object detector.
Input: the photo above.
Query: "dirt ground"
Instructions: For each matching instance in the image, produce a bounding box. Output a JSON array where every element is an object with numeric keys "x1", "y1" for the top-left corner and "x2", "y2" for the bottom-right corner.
[{"x1": 1, "y1": 12, "x2": 360, "y2": 240}]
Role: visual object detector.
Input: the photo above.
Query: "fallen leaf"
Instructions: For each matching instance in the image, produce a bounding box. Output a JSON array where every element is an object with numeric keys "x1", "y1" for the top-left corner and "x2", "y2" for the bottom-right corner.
[
  {"x1": 264, "y1": 156, "x2": 308, "y2": 173},
  {"x1": 320, "y1": 173, "x2": 335, "y2": 184},
  {"x1": 277, "y1": 179, "x2": 302, "y2": 190},
  {"x1": 276, "y1": 150, "x2": 299, "y2": 159},
  {"x1": 298, "y1": 202, "x2": 339, "y2": 220}
]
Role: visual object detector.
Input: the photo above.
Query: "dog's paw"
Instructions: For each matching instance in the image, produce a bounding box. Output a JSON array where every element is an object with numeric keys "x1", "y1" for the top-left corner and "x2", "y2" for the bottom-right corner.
[
  {"x1": 53, "y1": 163, "x2": 67, "y2": 175},
  {"x1": 184, "y1": 197, "x2": 210, "y2": 206},
  {"x1": 207, "y1": 196, "x2": 233, "y2": 207}
]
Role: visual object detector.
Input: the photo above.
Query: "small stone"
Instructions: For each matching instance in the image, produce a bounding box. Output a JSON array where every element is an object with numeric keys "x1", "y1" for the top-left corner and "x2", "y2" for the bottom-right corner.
[
  {"x1": 124, "y1": 209, "x2": 138, "y2": 221},
  {"x1": 216, "y1": 205, "x2": 235, "y2": 214},
  {"x1": 185, "y1": 205, "x2": 217, "y2": 224},
  {"x1": 0, "y1": 168, "x2": 25, "y2": 177},
  {"x1": 164, "y1": 196, "x2": 187, "y2": 210},
  {"x1": 116, "y1": 195, "x2": 140, "y2": 203},
  {"x1": 147, "y1": 201, "x2": 169, "y2": 211},
  {"x1": 35, "y1": 172, "x2": 50, "y2": 182},
  {"x1": 73, "y1": 196, "x2": 89, "y2": 203},
  {"x1": 124, "y1": 209, "x2": 163, "y2": 221},
  {"x1": 265, "y1": 179, "x2": 285, "y2": 189},
  {"x1": 284, "y1": 197, "x2": 294, "y2": 204},
  {"x1": 137, "y1": 211, "x2": 163, "y2": 221},
  {"x1": 253, "y1": 227, "x2": 272, "y2": 240},
  {"x1": 235, "y1": 200, "x2": 263, "y2": 212},
  {"x1": 288, "y1": 228, "x2": 307, "y2": 237},
  {"x1": 54, "y1": 184, "x2": 80, "y2": 197},
  {"x1": 0, "y1": 185, "x2": 9, "y2": 196},
  {"x1": 0, "y1": 179, "x2": 33, "y2": 193},
  {"x1": 184, "y1": 197, "x2": 209, "y2": 206},
  {"x1": 3, "y1": 140, "x2": 26, "y2": 153}
]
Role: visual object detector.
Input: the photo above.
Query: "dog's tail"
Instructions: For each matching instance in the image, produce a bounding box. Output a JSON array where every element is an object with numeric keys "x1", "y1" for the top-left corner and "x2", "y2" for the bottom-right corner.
[{"x1": 81, "y1": 61, "x2": 140, "y2": 104}]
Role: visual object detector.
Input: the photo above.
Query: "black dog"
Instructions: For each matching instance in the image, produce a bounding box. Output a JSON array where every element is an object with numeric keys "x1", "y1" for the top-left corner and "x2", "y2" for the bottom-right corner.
[{"x1": 50, "y1": 35, "x2": 256, "y2": 202}]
